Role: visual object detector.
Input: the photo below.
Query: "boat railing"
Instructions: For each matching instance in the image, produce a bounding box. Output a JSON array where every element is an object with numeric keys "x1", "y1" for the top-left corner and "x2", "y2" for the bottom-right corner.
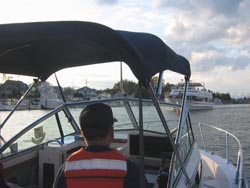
[{"x1": 198, "y1": 123, "x2": 249, "y2": 188}]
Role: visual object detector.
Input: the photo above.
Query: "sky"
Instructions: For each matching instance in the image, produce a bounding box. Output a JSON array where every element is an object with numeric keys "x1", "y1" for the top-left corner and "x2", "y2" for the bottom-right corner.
[{"x1": 0, "y1": 0, "x2": 249, "y2": 98}]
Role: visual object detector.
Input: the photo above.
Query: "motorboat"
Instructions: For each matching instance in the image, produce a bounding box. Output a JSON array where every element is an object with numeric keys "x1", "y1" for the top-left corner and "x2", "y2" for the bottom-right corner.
[
  {"x1": 17, "y1": 98, "x2": 41, "y2": 110},
  {"x1": 0, "y1": 21, "x2": 248, "y2": 188},
  {"x1": 0, "y1": 99, "x2": 13, "y2": 111},
  {"x1": 167, "y1": 81, "x2": 214, "y2": 110},
  {"x1": 0, "y1": 103, "x2": 12, "y2": 111},
  {"x1": 40, "y1": 98, "x2": 63, "y2": 109}
]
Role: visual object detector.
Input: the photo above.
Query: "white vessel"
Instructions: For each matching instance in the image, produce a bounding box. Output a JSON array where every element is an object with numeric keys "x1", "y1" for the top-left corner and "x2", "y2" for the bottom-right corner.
[
  {"x1": 167, "y1": 81, "x2": 214, "y2": 110},
  {"x1": 17, "y1": 98, "x2": 41, "y2": 110},
  {"x1": 0, "y1": 103, "x2": 12, "y2": 111},
  {"x1": 40, "y1": 98, "x2": 63, "y2": 109},
  {"x1": 0, "y1": 21, "x2": 248, "y2": 188}
]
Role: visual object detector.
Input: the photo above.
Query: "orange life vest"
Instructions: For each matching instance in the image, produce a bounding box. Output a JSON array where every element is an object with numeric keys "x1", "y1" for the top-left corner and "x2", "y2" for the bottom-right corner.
[{"x1": 64, "y1": 148, "x2": 127, "y2": 188}]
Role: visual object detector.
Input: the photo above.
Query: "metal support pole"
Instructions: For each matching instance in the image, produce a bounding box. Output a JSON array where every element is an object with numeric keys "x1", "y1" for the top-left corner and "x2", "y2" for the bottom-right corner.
[
  {"x1": 156, "y1": 72, "x2": 163, "y2": 98},
  {"x1": 175, "y1": 77, "x2": 189, "y2": 144},
  {"x1": 119, "y1": 62, "x2": 125, "y2": 94},
  {"x1": 226, "y1": 133, "x2": 229, "y2": 164},
  {"x1": 235, "y1": 150, "x2": 240, "y2": 184},
  {"x1": 138, "y1": 82, "x2": 145, "y2": 188},
  {"x1": 0, "y1": 79, "x2": 39, "y2": 129},
  {"x1": 147, "y1": 83, "x2": 191, "y2": 185},
  {"x1": 54, "y1": 73, "x2": 66, "y2": 103},
  {"x1": 199, "y1": 123, "x2": 206, "y2": 152}
]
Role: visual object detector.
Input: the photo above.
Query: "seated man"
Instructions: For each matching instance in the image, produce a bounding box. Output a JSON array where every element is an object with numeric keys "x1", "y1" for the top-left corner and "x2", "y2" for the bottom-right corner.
[{"x1": 53, "y1": 103, "x2": 146, "y2": 188}]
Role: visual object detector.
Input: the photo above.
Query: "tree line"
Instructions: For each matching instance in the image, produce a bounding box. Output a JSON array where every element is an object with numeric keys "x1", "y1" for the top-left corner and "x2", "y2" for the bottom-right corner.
[
  {"x1": 0, "y1": 78, "x2": 234, "y2": 103},
  {"x1": 102, "y1": 79, "x2": 234, "y2": 103}
]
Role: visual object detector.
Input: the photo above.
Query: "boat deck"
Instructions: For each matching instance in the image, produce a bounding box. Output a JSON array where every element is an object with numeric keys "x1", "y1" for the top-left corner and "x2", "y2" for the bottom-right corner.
[{"x1": 200, "y1": 150, "x2": 238, "y2": 188}]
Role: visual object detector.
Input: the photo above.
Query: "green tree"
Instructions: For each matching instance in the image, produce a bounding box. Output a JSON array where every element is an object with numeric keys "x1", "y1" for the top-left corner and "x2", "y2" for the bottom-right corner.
[
  {"x1": 134, "y1": 85, "x2": 150, "y2": 99},
  {"x1": 113, "y1": 79, "x2": 138, "y2": 95},
  {"x1": 213, "y1": 92, "x2": 232, "y2": 103}
]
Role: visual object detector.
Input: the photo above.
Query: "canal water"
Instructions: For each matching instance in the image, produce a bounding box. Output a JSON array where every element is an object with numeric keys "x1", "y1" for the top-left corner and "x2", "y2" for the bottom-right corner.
[{"x1": 1, "y1": 103, "x2": 250, "y2": 180}]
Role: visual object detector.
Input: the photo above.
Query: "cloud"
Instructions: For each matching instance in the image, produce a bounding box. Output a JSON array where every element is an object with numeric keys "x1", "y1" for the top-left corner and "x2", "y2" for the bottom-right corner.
[
  {"x1": 0, "y1": 0, "x2": 249, "y2": 93},
  {"x1": 153, "y1": 0, "x2": 243, "y2": 16},
  {"x1": 153, "y1": 0, "x2": 191, "y2": 10},
  {"x1": 154, "y1": 0, "x2": 249, "y2": 47},
  {"x1": 163, "y1": 10, "x2": 249, "y2": 46},
  {"x1": 152, "y1": 0, "x2": 250, "y2": 86},
  {"x1": 190, "y1": 47, "x2": 250, "y2": 73},
  {"x1": 165, "y1": 19, "x2": 223, "y2": 45},
  {"x1": 190, "y1": 49, "x2": 220, "y2": 72},
  {"x1": 95, "y1": 0, "x2": 119, "y2": 5},
  {"x1": 226, "y1": 56, "x2": 250, "y2": 71},
  {"x1": 225, "y1": 23, "x2": 250, "y2": 45},
  {"x1": 206, "y1": 0, "x2": 242, "y2": 15}
]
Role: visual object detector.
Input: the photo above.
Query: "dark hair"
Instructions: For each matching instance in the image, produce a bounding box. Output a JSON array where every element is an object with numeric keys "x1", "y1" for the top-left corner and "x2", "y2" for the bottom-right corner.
[{"x1": 79, "y1": 103, "x2": 115, "y2": 140}]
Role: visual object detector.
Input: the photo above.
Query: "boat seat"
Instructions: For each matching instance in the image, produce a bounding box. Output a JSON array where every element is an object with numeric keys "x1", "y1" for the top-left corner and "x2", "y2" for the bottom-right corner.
[
  {"x1": 0, "y1": 163, "x2": 38, "y2": 188},
  {"x1": 6, "y1": 184, "x2": 39, "y2": 188},
  {"x1": 38, "y1": 137, "x2": 84, "y2": 188}
]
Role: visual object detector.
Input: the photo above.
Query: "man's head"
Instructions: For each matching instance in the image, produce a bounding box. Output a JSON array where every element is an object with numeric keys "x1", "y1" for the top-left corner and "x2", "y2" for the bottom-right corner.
[{"x1": 79, "y1": 103, "x2": 116, "y2": 142}]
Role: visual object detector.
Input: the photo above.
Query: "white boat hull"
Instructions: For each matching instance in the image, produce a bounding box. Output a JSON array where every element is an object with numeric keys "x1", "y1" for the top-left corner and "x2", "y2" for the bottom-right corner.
[
  {"x1": 40, "y1": 99, "x2": 63, "y2": 109},
  {"x1": 0, "y1": 104, "x2": 13, "y2": 111},
  {"x1": 187, "y1": 101, "x2": 214, "y2": 110},
  {"x1": 166, "y1": 98, "x2": 214, "y2": 110}
]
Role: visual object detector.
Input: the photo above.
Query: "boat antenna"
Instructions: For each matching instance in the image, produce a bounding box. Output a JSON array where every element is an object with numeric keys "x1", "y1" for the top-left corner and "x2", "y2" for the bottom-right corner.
[{"x1": 54, "y1": 73, "x2": 66, "y2": 103}]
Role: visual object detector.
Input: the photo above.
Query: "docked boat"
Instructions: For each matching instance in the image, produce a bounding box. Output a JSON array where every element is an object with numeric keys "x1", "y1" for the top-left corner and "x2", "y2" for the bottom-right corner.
[
  {"x1": 0, "y1": 103, "x2": 12, "y2": 111},
  {"x1": 167, "y1": 81, "x2": 214, "y2": 110},
  {"x1": 17, "y1": 98, "x2": 41, "y2": 110},
  {"x1": 0, "y1": 21, "x2": 248, "y2": 188},
  {"x1": 0, "y1": 99, "x2": 13, "y2": 111},
  {"x1": 40, "y1": 98, "x2": 63, "y2": 109}
]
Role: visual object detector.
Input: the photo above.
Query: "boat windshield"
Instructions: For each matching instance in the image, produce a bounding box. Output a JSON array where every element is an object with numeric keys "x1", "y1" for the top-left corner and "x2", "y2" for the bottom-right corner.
[
  {"x1": 67, "y1": 99, "x2": 181, "y2": 135},
  {"x1": 0, "y1": 108, "x2": 77, "y2": 158},
  {"x1": 0, "y1": 79, "x2": 65, "y2": 142},
  {"x1": 0, "y1": 97, "x2": 183, "y2": 158}
]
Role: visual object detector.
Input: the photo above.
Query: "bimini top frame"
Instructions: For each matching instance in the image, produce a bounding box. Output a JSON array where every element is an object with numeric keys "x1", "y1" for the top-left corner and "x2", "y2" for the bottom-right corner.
[
  {"x1": 0, "y1": 21, "x2": 192, "y2": 187},
  {"x1": 0, "y1": 21, "x2": 190, "y2": 87}
]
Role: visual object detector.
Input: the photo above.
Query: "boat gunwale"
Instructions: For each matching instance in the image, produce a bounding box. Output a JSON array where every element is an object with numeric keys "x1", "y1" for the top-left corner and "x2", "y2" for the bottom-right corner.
[{"x1": 198, "y1": 122, "x2": 249, "y2": 188}]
